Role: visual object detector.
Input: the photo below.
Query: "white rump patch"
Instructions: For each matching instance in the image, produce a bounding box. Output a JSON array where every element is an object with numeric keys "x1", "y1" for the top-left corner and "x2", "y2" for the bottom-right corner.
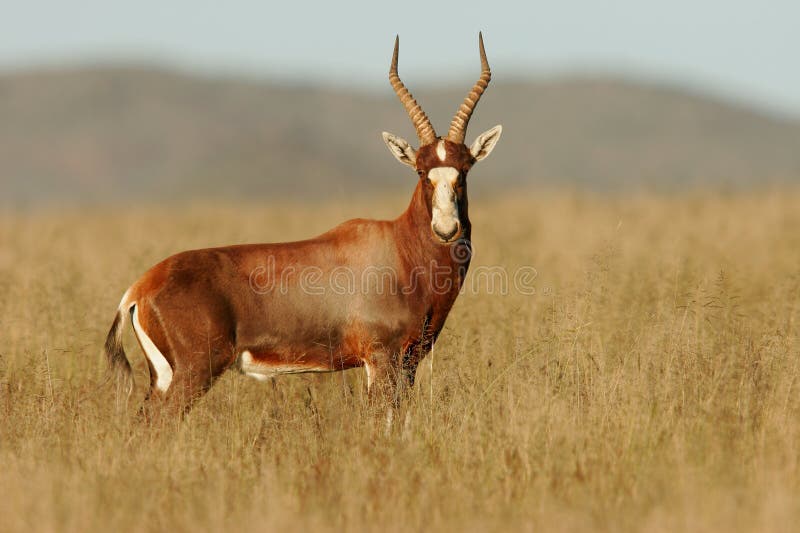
[
  {"x1": 118, "y1": 287, "x2": 133, "y2": 312},
  {"x1": 436, "y1": 139, "x2": 447, "y2": 161},
  {"x1": 239, "y1": 350, "x2": 330, "y2": 381},
  {"x1": 131, "y1": 306, "x2": 173, "y2": 392}
]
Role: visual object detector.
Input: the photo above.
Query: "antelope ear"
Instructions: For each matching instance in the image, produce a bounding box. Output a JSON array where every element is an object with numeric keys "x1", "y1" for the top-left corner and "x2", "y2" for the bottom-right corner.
[
  {"x1": 469, "y1": 125, "x2": 502, "y2": 162},
  {"x1": 382, "y1": 132, "x2": 417, "y2": 168}
]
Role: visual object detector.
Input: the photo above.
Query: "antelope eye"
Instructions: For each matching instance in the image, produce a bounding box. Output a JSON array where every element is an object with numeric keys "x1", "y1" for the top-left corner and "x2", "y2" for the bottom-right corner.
[{"x1": 417, "y1": 169, "x2": 425, "y2": 177}]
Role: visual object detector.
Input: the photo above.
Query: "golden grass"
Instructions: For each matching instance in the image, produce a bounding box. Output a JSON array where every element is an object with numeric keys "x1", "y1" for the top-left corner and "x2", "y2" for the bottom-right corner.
[{"x1": 1, "y1": 189, "x2": 799, "y2": 532}]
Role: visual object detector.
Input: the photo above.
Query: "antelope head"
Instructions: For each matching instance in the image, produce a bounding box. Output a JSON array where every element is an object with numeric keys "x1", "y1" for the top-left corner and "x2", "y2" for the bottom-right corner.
[{"x1": 382, "y1": 33, "x2": 502, "y2": 244}]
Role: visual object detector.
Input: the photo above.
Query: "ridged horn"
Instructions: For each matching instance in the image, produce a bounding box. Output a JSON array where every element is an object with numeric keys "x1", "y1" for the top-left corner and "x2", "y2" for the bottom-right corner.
[
  {"x1": 446, "y1": 32, "x2": 492, "y2": 144},
  {"x1": 389, "y1": 36, "x2": 437, "y2": 145}
]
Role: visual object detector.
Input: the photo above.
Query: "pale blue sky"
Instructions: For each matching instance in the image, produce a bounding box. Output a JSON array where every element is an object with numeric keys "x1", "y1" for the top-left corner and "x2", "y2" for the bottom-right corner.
[{"x1": 1, "y1": 0, "x2": 798, "y2": 116}]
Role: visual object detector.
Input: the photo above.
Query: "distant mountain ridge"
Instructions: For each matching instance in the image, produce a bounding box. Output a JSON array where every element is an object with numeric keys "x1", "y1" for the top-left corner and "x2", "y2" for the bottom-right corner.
[{"x1": 1, "y1": 66, "x2": 799, "y2": 207}]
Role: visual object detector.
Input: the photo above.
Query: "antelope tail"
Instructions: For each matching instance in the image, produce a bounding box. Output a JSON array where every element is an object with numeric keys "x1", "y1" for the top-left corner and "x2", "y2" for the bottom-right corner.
[{"x1": 103, "y1": 306, "x2": 134, "y2": 399}]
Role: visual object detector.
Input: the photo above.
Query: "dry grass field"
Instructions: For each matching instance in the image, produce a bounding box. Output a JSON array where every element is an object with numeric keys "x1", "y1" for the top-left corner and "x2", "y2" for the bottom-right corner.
[{"x1": 1, "y1": 189, "x2": 799, "y2": 532}]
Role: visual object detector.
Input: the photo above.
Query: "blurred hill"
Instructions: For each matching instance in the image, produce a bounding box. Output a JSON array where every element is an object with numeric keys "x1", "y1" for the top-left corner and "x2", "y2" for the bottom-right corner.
[{"x1": 1, "y1": 66, "x2": 799, "y2": 207}]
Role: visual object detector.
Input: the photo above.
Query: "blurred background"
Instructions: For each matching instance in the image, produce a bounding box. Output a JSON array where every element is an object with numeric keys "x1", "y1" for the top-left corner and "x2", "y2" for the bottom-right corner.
[{"x1": 1, "y1": 0, "x2": 798, "y2": 209}]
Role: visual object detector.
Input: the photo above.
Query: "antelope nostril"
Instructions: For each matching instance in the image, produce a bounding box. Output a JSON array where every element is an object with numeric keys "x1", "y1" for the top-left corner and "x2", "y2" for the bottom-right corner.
[{"x1": 433, "y1": 223, "x2": 459, "y2": 242}]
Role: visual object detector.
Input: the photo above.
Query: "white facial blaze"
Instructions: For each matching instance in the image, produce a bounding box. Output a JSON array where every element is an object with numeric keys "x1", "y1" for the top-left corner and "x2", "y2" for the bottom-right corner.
[
  {"x1": 436, "y1": 140, "x2": 447, "y2": 161},
  {"x1": 427, "y1": 166, "x2": 460, "y2": 240}
]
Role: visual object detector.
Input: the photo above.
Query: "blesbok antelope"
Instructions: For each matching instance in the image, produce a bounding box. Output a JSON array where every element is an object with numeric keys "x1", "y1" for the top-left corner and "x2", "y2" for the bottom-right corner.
[{"x1": 104, "y1": 33, "x2": 502, "y2": 412}]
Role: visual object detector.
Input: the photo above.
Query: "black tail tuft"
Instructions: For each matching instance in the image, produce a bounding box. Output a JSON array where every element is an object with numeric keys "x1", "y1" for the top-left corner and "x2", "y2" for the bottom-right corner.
[{"x1": 104, "y1": 308, "x2": 133, "y2": 401}]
